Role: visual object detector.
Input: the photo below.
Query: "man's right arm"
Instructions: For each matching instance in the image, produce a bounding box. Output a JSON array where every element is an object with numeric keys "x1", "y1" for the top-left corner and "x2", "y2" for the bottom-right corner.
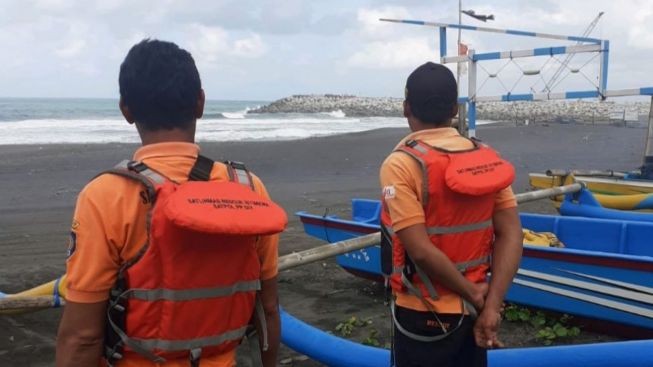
[
  {"x1": 56, "y1": 301, "x2": 107, "y2": 367},
  {"x1": 56, "y1": 181, "x2": 123, "y2": 366}
]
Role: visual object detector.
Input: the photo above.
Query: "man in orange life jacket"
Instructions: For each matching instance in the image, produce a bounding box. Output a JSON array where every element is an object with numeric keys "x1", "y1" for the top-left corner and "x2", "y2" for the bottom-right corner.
[
  {"x1": 380, "y1": 62, "x2": 523, "y2": 367},
  {"x1": 55, "y1": 40, "x2": 283, "y2": 367}
]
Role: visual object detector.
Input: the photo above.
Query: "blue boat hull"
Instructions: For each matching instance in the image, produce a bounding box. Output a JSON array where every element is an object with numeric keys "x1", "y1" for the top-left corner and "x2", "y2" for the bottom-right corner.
[
  {"x1": 561, "y1": 188, "x2": 653, "y2": 222},
  {"x1": 297, "y1": 200, "x2": 653, "y2": 332},
  {"x1": 281, "y1": 308, "x2": 653, "y2": 367}
]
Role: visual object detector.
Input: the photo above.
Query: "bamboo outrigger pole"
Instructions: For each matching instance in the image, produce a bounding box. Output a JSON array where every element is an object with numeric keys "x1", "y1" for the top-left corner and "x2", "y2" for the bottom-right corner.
[
  {"x1": 546, "y1": 169, "x2": 627, "y2": 178},
  {"x1": 0, "y1": 183, "x2": 584, "y2": 312}
]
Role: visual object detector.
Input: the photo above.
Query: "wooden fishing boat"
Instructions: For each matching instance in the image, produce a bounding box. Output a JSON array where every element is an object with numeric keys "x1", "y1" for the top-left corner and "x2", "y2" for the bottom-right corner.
[
  {"x1": 529, "y1": 171, "x2": 653, "y2": 210},
  {"x1": 561, "y1": 188, "x2": 653, "y2": 221},
  {"x1": 281, "y1": 309, "x2": 653, "y2": 367},
  {"x1": 297, "y1": 199, "x2": 653, "y2": 333}
]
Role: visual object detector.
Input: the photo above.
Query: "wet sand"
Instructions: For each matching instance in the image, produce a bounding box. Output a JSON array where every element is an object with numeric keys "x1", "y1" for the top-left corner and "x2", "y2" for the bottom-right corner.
[{"x1": 0, "y1": 122, "x2": 646, "y2": 366}]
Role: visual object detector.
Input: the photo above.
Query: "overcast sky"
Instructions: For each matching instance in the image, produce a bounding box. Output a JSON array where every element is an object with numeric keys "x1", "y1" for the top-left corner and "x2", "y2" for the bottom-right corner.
[{"x1": 1, "y1": 0, "x2": 652, "y2": 100}]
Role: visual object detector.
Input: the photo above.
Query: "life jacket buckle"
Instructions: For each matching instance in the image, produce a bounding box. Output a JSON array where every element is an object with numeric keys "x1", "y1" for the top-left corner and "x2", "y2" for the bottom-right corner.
[
  {"x1": 189, "y1": 348, "x2": 202, "y2": 367},
  {"x1": 226, "y1": 160, "x2": 247, "y2": 170},
  {"x1": 126, "y1": 161, "x2": 147, "y2": 173}
]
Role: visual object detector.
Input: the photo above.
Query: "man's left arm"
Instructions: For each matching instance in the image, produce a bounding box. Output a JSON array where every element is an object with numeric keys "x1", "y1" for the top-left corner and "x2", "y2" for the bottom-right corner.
[
  {"x1": 256, "y1": 275, "x2": 280, "y2": 367},
  {"x1": 250, "y1": 175, "x2": 281, "y2": 366},
  {"x1": 474, "y1": 206, "x2": 523, "y2": 348}
]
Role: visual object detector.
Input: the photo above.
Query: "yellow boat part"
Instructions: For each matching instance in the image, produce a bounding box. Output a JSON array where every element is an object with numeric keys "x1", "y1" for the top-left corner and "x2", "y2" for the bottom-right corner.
[
  {"x1": 523, "y1": 229, "x2": 564, "y2": 248},
  {"x1": 0, "y1": 275, "x2": 66, "y2": 315},
  {"x1": 530, "y1": 173, "x2": 653, "y2": 210},
  {"x1": 530, "y1": 173, "x2": 653, "y2": 195}
]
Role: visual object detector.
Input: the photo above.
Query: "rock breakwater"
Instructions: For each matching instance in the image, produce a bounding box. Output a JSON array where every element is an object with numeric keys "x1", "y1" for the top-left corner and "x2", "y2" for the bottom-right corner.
[
  {"x1": 251, "y1": 94, "x2": 650, "y2": 123},
  {"x1": 250, "y1": 94, "x2": 403, "y2": 117}
]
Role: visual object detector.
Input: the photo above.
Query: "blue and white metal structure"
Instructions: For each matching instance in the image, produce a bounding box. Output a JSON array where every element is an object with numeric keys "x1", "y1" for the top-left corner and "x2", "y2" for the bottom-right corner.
[
  {"x1": 380, "y1": 18, "x2": 653, "y2": 139},
  {"x1": 380, "y1": 18, "x2": 603, "y2": 44}
]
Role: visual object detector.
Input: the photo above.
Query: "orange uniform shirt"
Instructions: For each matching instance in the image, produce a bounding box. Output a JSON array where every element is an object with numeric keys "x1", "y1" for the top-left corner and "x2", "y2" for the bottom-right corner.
[
  {"x1": 65, "y1": 142, "x2": 279, "y2": 367},
  {"x1": 380, "y1": 128, "x2": 516, "y2": 313}
]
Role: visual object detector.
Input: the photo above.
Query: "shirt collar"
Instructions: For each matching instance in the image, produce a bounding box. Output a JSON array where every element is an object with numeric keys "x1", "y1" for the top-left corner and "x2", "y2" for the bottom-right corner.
[
  {"x1": 395, "y1": 127, "x2": 461, "y2": 149},
  {"x1": 133, "y1": 142, "x2": 200, "y2": 162}
]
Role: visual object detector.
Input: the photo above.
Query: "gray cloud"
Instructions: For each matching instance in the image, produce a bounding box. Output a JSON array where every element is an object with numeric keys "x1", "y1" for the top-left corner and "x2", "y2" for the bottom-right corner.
[{"x1": 0, "y1": 0, "x2": 651, "y2": 100}]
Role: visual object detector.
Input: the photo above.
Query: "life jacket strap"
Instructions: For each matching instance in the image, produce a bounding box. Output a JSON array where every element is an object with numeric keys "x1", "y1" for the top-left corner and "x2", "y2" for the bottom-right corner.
[
  {"x1": 390, "y1": 298, "x2": 465, "y2": 342},
  {"x1": 394, "y1": 147, "x2": 429, "y2": 208},
  {"x1": 189, "y1": 155, "x2": 214, "y2": 182},
  {"x1": 225, "y1": 160, "x2": 255, "y2": 190},
  {"x1": 106, "y1": 303, "x2": 167, "y2": 364}
]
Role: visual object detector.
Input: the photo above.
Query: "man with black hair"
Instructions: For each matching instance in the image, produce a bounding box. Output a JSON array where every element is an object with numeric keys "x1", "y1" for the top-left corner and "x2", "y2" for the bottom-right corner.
[
  {"x1": 56, "y1": 39, "x2": 282, "y2": 367},
  {"x1": 380, "y1": 62, "x2": 522, "y2": 367}
]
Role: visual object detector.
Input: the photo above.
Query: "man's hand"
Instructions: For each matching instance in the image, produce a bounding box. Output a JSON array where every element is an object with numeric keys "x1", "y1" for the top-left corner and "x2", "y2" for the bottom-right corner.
[
  {"x1": 397, "y1": 224, "x2": 486, "y2": 307},
  {"x1": 473, "y1": 308, "x2": 504, "y2": 349},
  {"x1": 469, "y1": 282, "x2": 489, "y2": 312}
]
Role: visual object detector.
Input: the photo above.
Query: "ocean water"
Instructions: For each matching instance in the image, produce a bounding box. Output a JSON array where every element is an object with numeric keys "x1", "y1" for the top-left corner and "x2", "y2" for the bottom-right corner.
[{"x1": 0, "y1": 98, "x2": 492, "y2": 145}]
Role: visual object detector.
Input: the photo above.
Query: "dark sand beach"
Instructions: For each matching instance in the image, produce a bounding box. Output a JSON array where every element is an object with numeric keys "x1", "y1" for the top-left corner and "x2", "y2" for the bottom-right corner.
[{"x1": 0, "y1": 122, "x2": 646, "y2": 366}]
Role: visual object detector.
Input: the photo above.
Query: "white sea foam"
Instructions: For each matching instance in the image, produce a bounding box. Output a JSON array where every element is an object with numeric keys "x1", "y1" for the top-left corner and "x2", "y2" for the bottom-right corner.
[
  {"x1": 0, "y1": 115, "x2": 498, "y2": 145},
  {"x1": 221, "y1": 107, "x2": 251, "y2": 119},
  {"x1": 322, "y1": 110, "x2": 346, "y2": 118}
]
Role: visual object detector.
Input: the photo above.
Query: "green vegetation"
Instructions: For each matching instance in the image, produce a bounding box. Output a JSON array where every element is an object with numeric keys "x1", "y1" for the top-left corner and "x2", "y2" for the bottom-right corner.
[
  {"x1": 334, "y1": 315, "x2": 388, "y2": 348},
  {"x1": 503, "y1": 304, "x2": 581, "y2": 345}
]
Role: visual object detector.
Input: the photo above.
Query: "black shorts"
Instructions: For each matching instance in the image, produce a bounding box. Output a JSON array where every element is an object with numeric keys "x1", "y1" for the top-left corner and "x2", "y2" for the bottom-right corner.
[{"x1": 393, "y1": 306, "x2": 487, "y2": 367}]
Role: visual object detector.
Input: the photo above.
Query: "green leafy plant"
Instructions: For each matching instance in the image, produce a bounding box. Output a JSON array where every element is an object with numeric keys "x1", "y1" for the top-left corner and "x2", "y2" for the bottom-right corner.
[
  {"x1": 334, "y1": 316, "x2": 373, "y2": 337},
  {"x1": 362, "y1": 328, "x2": 380, "y2": 346},
  {"x1": 503, "y1": 304, "x2": 582, "y2": 345}
]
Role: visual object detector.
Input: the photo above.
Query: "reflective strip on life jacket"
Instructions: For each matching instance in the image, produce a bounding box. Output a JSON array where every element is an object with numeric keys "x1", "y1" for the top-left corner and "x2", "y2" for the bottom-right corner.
[
  {"x1": 392, "y1": 254, "x2": 490, "y2": 276},
  {"x1": 130, "y1": 326, "x2": 248, "y2": 352},
  {"x1": 384, "y1": 218, "x2": 492, "y2": 237},
  {"x1": 409, "y1": 141, "x2": 429, "y2": 155},
  {"x1": 425, "y1": 219, "x2": 493, "y2": 235},
  {"x1": 124, "y1": 280, "x2": 261, "y2": 302},
  {"x1": 226, "y1": 161, "x2": 255, "y2": 190},
  {"x1": 108, "y1": 313, "x2": 249, "y2": 364},
  {"x1": 395, "y1": 147, "x2": 430, "y2": 208},
  {"x1": 394, "y1": 253, "x2": 490, "y2": 301},
  {"x1": 114, "y1": 160, "x2": 167, "y2": 185}
]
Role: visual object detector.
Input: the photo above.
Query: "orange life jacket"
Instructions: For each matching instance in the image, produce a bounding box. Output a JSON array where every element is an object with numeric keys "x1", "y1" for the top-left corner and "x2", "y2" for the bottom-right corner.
[
  {"x1": 103, "y1": 155, "x2": 287, "y2": 366},
  {"x1": 381, "y1": 139, "x2": 514, "y2": 301}
]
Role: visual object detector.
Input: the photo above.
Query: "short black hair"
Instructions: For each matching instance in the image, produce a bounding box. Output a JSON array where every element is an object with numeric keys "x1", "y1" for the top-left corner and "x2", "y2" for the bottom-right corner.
[
  {"x1": 405, "y1": 62, "x2": 458, "y2": 125},
  {"x1": 119, "y1": 39, "x2": 202, "y2": 131}
]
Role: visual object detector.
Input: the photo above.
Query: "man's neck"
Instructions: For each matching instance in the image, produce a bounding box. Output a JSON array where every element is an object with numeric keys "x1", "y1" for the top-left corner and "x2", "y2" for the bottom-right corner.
[
  {"x1": 138, "y1": 128, "x2": 195, "y2": 146},
  {"x1": 410, "y1": 119, "x2": 452, "y2": 132}
]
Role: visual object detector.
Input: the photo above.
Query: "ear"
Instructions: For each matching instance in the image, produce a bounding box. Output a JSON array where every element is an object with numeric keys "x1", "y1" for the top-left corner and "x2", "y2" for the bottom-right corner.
[
  {"x1": 195, "y1": 89, "x2": 205, "y2": 119},
  {"x1": 403, "y1": 100, "x2": 412, "y2": 118},
  {"x1": 119, "y1": 97, "x2": 135, "y2": 125},
  {"x1": 451, "y1": 103, "x2": 459, "y2": 119}
]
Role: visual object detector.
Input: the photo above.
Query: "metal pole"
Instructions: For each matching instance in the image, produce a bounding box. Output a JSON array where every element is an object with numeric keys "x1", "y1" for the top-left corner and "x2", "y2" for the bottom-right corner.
[
  {"x1": 642, "y1": 96, "x2": 653, "y2": 179},
  {"x1": 467, "y1": 49, "x2": 477, "y2": 138},
  {"x1": 457, "y1": 102, "x2": 467, "y2": 135},
  {"x1": 456, "y1": 0, "x2": 462, "y2": 93},
  {"x1": 599, "y1": 40, "x2": 610, "y2": 99}
]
